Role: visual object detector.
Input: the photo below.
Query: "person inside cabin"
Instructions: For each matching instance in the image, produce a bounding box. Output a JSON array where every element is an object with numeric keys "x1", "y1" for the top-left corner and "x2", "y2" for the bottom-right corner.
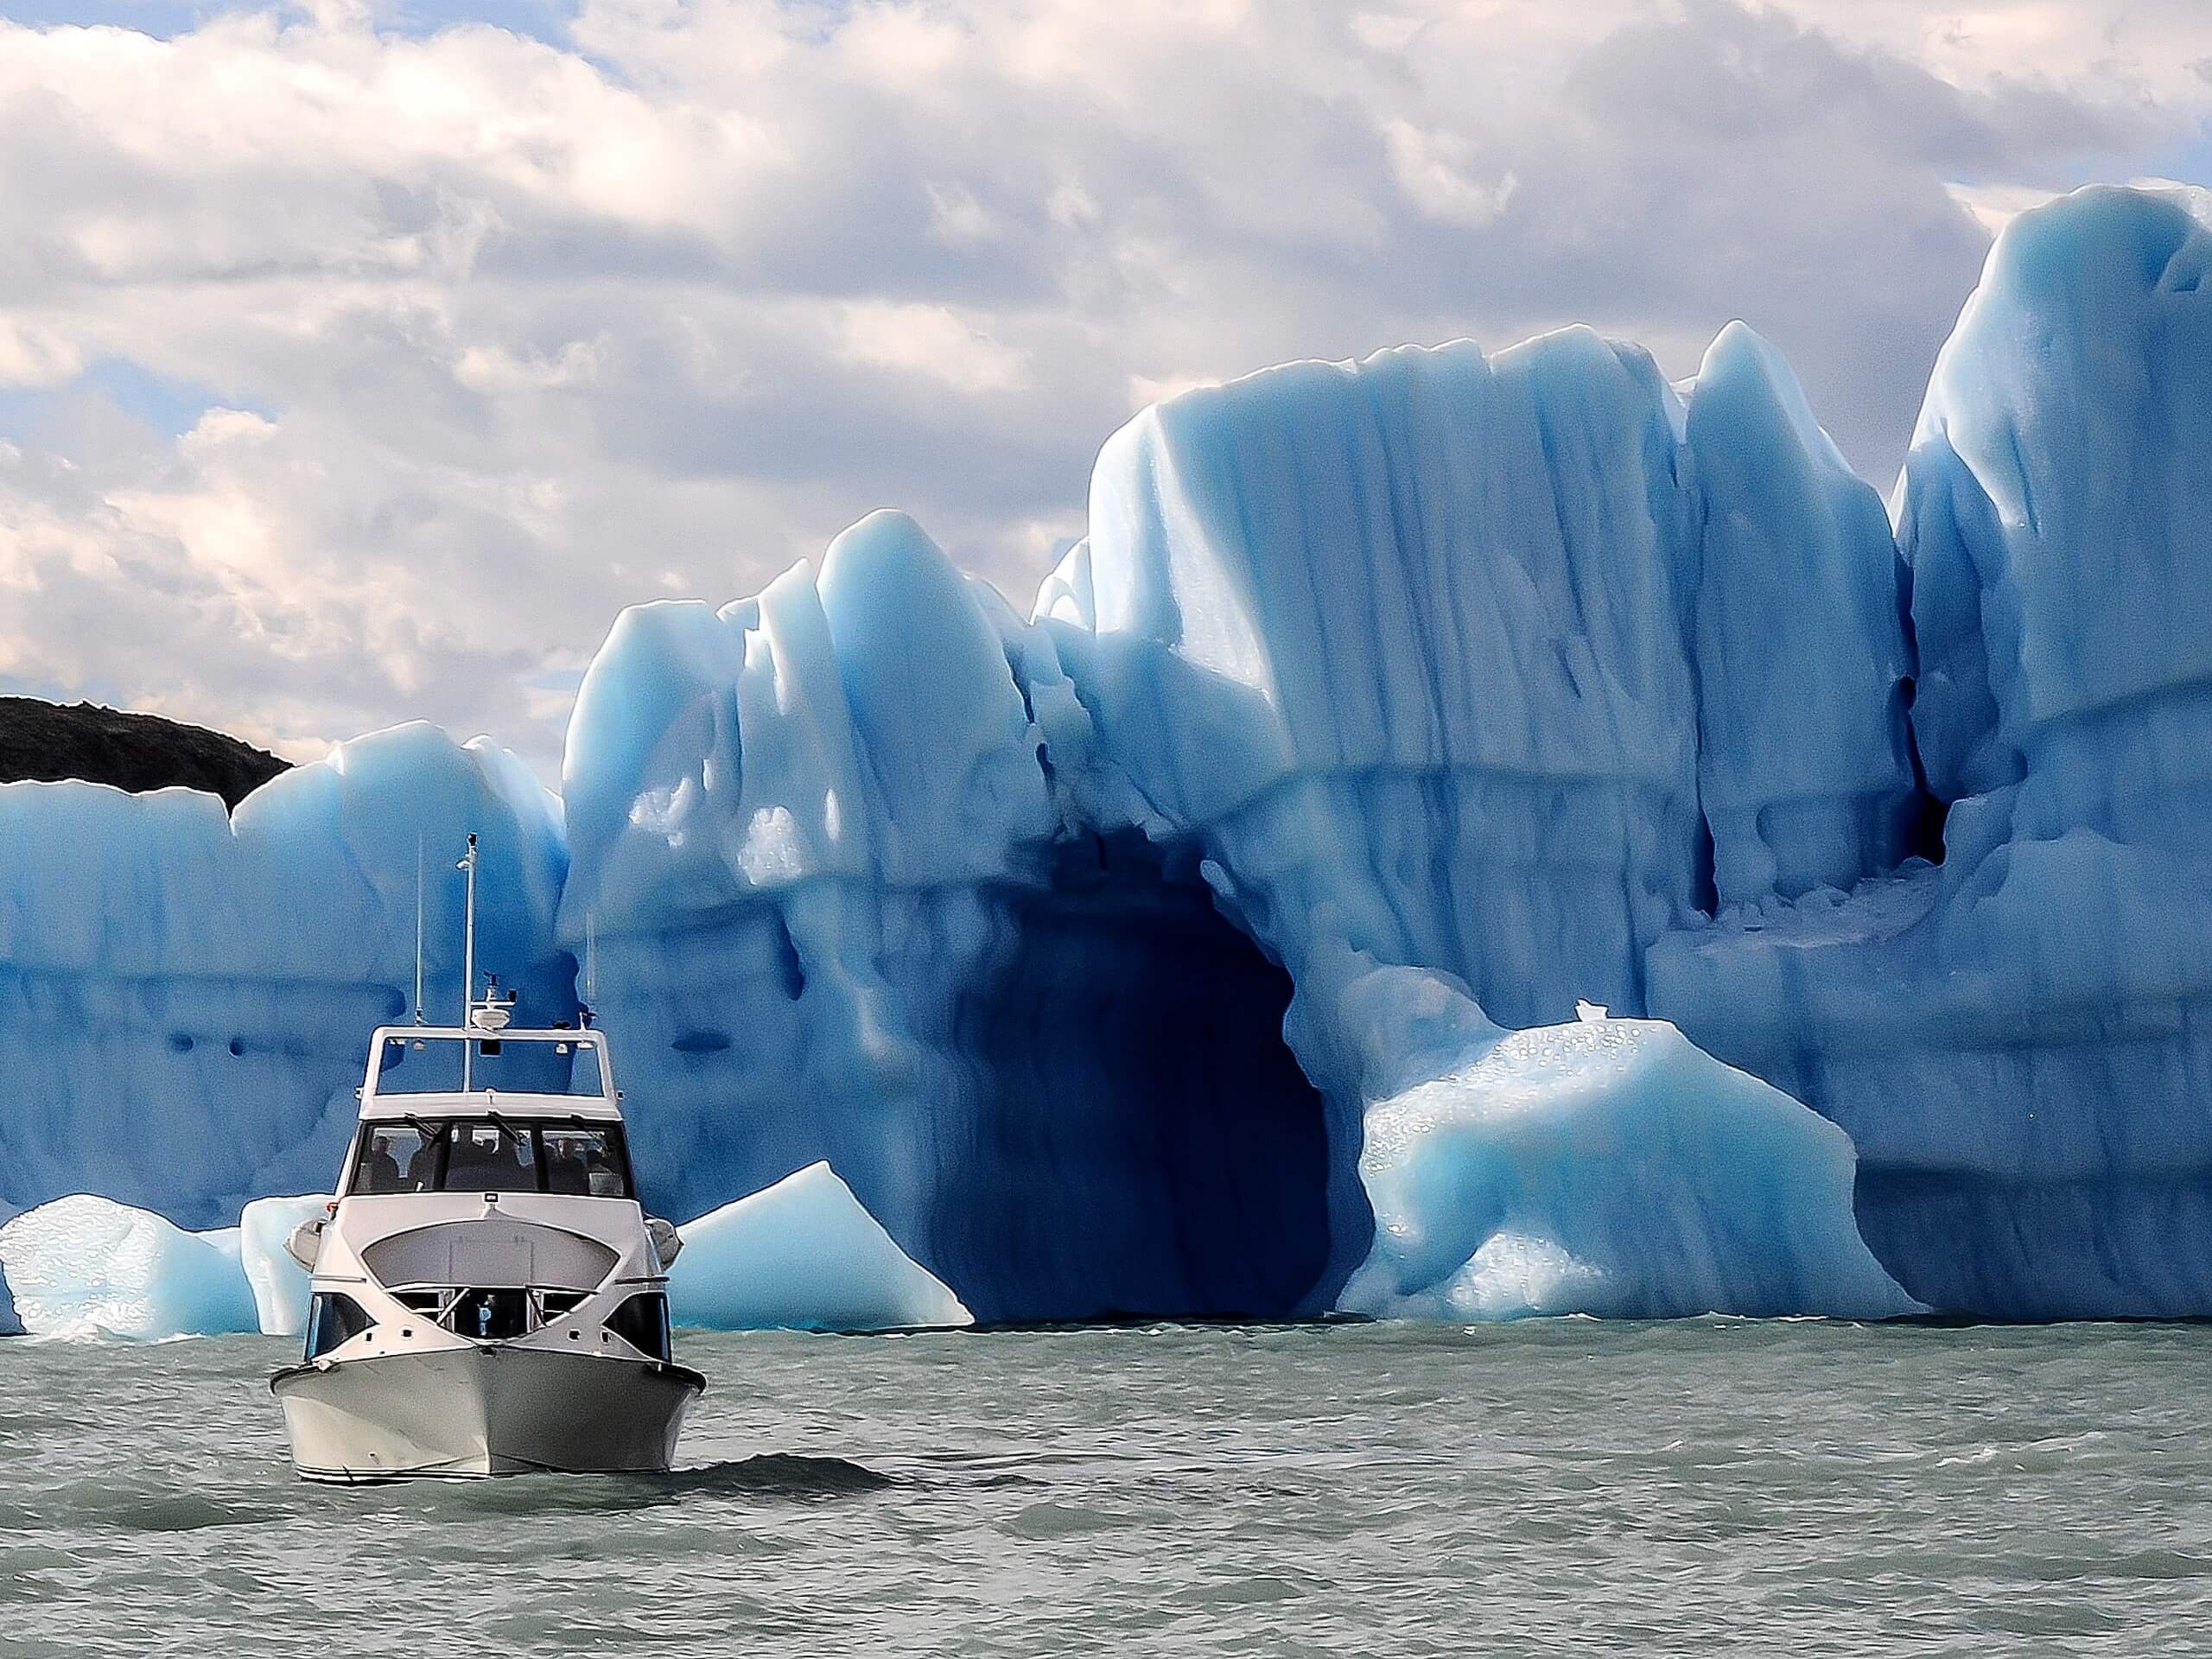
[
  {"x1": 445, "y1": 1122, "x2": 531, "y2": 1191},
  {"x1": 583, "y1": 1141, "x2": 623, "y2": 1198},
  {"x1": 404, "y1": 1130, "x2": 442, "y2": 1192},
  {"x1": 362, "y1": 1134, "x2": 403, "y2": 1193},
  {"x1": 546, "y1": 1140, "x2": 590, "y2": 1197},
  {"x1": 445, "y1": 1125, "x2": 496, "y2": 1188}
]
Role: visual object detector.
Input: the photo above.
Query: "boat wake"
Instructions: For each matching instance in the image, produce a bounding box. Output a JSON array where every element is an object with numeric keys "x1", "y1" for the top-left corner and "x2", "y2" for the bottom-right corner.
[
  {"x1": 302, "y1": 1453, "x2": 898, "y2": 1517},
  {"x1": 651, "y1": 1454, "x2": 896, "y2": 1500}
]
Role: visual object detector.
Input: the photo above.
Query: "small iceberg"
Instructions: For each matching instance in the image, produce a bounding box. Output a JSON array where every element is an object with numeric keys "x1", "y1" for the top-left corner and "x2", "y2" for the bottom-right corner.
[
  {"x1": 0, "y1": 1194, "x2": 258, "y2": 1338},
  {"x1": 0, "y1": 1166, "x2": 972, "y2": 1339},
  {"x1": 668, "y1": 1162, "x2": 973, "y2": 1332},
  {"x1": 1338, "y1": 1010, "x2": 1923, "y2": 1322}
]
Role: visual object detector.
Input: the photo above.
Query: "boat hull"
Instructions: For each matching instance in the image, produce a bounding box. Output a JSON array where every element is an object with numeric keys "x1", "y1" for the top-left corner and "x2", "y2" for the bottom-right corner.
[{"x1": 271, "y1": 1344, "x2": 705, "y2": 1481}]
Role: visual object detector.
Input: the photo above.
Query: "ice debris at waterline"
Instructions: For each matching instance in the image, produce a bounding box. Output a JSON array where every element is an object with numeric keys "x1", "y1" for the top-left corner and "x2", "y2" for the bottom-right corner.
[
  {"x1": 0, "y1": 1196, "x2": 257, "y2": 1339},
  {"x1": 666, "y1": 1163, "x2": 973, "y2": 1332},
  {"x1": 0, "y1": 185, "x2": 2208, "y2": 1323},
  {"x1": 0, "y1": 1170, "x2": 964, "y2": 1338}
]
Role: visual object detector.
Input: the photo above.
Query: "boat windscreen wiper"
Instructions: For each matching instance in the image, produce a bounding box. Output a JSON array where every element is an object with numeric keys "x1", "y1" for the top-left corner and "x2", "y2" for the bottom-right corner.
[{"x1": 481, "y1": 1111, "x2": 528, "y2": 1147}]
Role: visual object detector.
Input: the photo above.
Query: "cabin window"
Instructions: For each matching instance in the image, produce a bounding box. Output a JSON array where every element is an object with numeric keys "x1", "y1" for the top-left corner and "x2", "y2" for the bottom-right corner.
[
  {"x1": 305, "y1": 1292, "x2": 373, "y2": 1358},
  {"x1": 540, "y1": 1124, "x2": 632, "y2": 1199},
  {"x1": 607, "y1": 1293, "x2": 672, "y2": 1363},
  {"x1": 346, "y1": 1118, "x2": 634, "y2": 1198},
  {"x1": 350, "y1": 1124, "x2": 435, "y2": 1194},
  {"x1": 442, "y1": 1121, "x2": 538, "y2": 1193}
]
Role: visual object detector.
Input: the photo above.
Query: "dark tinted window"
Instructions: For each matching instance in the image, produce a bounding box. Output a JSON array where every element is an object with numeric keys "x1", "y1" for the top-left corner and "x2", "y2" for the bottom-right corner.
[
  {"x1": 608, "y1": 1293, "x2": 671, "y2": 1362},
  {"x1": 541, "y1": 1124, "x2": 631, "y2": 1198},
  {"x1": 305, "y1": 1293, "x2": 373, "y2": 1358},
  {"x1": 346, "y1": 1119, "x2": 632, "y2": 1198},
  {"x1": 351, "y1": 1124, "x2": 435, "y2": 1194},
  {"x1": 442, "y1": 1121, "x2": 537, "y2": 1192}
]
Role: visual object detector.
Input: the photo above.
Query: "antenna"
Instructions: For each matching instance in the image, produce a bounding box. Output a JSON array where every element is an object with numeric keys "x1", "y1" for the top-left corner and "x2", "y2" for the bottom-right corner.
[
  {"x1": 584, "y1": 908, "x2": 598, "y2": 1020},
  {"x1": 412, "y1": 835, "x2": 426, "y2": 1026},
  {"x1": 458, "y1": 834, "x2": 479, "y2": 1091}
]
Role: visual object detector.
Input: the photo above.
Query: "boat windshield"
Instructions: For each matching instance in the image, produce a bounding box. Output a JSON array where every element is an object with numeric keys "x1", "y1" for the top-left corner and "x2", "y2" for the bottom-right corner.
[
  {"x1": 368, "y1": 1033, "x2": 611, "y2": 1098},
  {"x1": 347, "y1": 1118, "x2": 633, "y2": 1199}
]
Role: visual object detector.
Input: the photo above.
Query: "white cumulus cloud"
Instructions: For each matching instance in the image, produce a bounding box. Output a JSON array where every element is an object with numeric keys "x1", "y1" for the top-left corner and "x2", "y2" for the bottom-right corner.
[{"x1": 0, "y1": 0, "x2": 2196, "y2": 775}]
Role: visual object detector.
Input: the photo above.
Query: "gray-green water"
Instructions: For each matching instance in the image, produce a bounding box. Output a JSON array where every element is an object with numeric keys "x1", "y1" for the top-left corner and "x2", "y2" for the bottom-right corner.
[{"x1": 2, "y1": 1321, "x2": 2209, "y2": 1656}]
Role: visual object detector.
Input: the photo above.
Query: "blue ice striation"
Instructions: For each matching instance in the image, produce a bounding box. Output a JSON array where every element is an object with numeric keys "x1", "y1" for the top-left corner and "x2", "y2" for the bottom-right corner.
[
  {"x1": 0, "y1": 184, "x2": 2205, "y2": 1328},
  {"x1": 1650, "y1": 183, "x2": 2212, "y2": 1316}
]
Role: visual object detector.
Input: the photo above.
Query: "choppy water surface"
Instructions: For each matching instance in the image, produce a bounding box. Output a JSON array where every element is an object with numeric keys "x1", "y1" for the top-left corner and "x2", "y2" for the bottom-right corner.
[{"x1": 3, "y1": 1320, "x2": 2209, "y2": 1656}]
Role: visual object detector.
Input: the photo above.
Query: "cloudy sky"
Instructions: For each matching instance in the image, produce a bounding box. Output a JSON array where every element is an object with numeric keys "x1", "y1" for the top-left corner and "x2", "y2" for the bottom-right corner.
[{"x1": 0, "y1": 0, "x2": 2206, "y2": 776}]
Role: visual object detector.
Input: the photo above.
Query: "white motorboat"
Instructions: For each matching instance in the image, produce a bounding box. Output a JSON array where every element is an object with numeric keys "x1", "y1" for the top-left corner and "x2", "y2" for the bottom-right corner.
[{"x1": 271, "y1": 837, "x2": 703, "y2": 1481}]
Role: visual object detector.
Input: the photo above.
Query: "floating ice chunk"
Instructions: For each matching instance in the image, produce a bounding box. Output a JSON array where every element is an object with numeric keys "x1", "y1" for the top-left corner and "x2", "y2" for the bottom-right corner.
[
  {"x1": 1338, "y1": 1013, "x2": 1922, "y2": 1322},
  {"x1": 0, "y1": 1195, "x2": 257, "y2": 1338},
  {"x1": 667, "y1": 1162, "x2": 972, "y2": 1332},
  {"x1": 239, "y1": 1195, "x2": 330, "y2": 1337}
]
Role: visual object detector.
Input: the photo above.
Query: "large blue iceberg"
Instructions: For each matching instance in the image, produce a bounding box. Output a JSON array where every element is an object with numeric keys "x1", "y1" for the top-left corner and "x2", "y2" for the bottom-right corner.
[
  {"x1": 555, "y1": 512, "x2": 1333, "y2": 1321},
  {"x1": 1650, "y1": 182, "x2": 2212, "y2": 1316},
  {"x1": 0, "y1": 184, "x2": 2205, "y2": 1325}
]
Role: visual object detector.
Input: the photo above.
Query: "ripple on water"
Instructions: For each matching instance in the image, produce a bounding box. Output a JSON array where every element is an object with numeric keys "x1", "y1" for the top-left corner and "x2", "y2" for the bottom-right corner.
[
  {"x1": 285, "y1": 1453, "x2": 896, "y2": 1522},
  {"x1": 3, "y1": 1476, "x2": 287, "y2": 1535},
  {"x1": 3, "y1": 1323, "x2": 2210, "y2": 1657}
]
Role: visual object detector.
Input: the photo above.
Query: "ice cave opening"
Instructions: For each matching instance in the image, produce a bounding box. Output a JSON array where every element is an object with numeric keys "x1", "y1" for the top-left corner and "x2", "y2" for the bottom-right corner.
[{"x1": 934, "y1": 830, "x2": 1334, "y2": 1323}]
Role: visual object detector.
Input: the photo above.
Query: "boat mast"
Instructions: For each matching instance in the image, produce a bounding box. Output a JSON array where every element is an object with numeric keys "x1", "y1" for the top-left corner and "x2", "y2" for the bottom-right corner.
[
  {"x1": 459, "y1": 833, "x2": 479, "y2": 1091},
  {"x1": 412, "y1": 834, "x2": 426, "y2": 1026},
  {"x1": 583, "y1": 908, "x2": 597, "y2": 1027}
]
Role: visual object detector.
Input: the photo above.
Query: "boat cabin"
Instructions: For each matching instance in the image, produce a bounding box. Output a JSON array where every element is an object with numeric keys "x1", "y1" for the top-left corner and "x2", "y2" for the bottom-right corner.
[{"x1": 340, "y1": 1027, "x2": 637, "y2": 1202}]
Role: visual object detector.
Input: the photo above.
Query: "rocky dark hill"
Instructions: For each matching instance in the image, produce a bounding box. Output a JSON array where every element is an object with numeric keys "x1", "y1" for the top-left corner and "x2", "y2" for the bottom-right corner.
[{"x1": 0, "y1": 696, "x2": 289, "y2": 810}]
